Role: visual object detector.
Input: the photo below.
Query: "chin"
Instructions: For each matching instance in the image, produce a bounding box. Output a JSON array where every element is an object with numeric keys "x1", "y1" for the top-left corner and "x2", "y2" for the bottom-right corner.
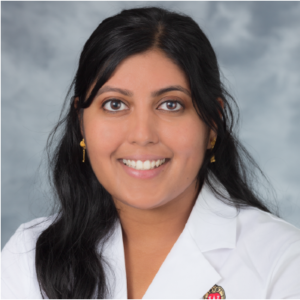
[
  {"x1": 115, "y1": 193, "x2": 167, "y2": 210},
  {"x1": 129, "y1": 201, "x2": 162, "y2": 210}
]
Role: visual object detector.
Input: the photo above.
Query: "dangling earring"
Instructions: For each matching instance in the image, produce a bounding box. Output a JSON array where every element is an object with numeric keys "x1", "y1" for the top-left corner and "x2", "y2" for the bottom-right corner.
[
  {"x1": 210, "y1": 137, "x2": 216, "y2": 163},
  {"x1": 80, "y1": 139, "x2": 86, "y2": 162}
]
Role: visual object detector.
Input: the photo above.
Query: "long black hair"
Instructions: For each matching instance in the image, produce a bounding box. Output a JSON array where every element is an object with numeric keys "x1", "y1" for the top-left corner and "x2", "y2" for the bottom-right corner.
[{"x1": 35, "y1": 6, "x2": 275, "y2": 298}]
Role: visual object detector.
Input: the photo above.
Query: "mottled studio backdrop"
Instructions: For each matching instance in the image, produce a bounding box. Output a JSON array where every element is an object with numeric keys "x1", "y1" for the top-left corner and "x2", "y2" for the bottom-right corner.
[{"x1": 2, "y1": 1, "x2": 300, "y2": 248}]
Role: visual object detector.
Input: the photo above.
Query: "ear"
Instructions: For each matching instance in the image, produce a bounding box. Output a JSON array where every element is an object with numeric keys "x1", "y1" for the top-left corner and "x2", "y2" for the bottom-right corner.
[
  {"x1": 74, "y1": 96, "x2": 79, "y2": 110},
  {"x1": 206, "y1": 97, "x2": 224, "y2": 149},
  {"x1": 216, "y1": 97, "x2": 224, "y2": 117},
  {"x1": 207, "y1": 129, "x2": 217, "y2": 150},
  {"x1": 74, "y1": 97, "x2": 84, "y2": 136}
]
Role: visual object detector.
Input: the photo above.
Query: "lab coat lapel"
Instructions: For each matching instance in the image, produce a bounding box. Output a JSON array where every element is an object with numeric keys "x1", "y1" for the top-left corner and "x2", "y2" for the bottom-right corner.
[
  {"x1": 142, "y1": 225, "x2": 222, "y2": 299},
  {"x1": 143, "y1": 182, "x2": 237, "y2": 299},
  {"x1": 101, "y1": 220, "x2": 128, "y2": 299}
]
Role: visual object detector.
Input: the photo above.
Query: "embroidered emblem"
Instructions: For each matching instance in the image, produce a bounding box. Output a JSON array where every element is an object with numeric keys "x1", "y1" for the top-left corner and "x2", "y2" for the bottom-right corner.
[{"x1": 203, "y1": 285, "x2": 226, "y2": 299}]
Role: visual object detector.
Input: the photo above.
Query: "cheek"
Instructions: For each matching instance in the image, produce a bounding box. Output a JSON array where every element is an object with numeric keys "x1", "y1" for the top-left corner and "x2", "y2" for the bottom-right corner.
[
  {"x1": 163, "y1": 117, "x2": 208, "y2": 162},
  {"x1": 84, "y1": 119, "x2": 123, "y2": 163}
]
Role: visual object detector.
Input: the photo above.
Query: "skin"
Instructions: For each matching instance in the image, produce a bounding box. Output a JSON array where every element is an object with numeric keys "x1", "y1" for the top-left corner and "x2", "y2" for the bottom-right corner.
[{"x1": 80, "y1": 49, "x2": 218, "y2": 298}]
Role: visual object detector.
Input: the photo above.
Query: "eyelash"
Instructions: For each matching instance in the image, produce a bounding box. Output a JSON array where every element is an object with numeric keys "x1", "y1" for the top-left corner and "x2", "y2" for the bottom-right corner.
[{"x1": 102, "y1": 99, "x2": 184, "y2": 113}]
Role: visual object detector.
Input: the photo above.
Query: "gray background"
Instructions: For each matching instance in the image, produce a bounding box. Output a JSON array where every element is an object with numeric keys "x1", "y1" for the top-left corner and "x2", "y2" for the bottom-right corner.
[{"x1": 2, "y1": 1, "x2": 300, "y2": 248}]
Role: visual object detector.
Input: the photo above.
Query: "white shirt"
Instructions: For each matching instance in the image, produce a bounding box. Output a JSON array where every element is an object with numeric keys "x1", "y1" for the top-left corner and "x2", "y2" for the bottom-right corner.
[{"x1": 2, "y1": 183, "x2": 300, "y2": 299}]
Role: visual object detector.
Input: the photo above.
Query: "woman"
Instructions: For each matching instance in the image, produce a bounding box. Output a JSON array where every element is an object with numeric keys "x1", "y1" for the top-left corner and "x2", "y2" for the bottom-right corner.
[{"x1": 2, "y1": 6, "x2": 300, "y2": 299}]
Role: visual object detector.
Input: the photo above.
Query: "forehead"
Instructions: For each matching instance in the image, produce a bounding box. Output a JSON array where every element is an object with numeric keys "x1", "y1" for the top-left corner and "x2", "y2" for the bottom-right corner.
[{"x1": 105, "y1": 49, "x2": 190, "y2": 92}]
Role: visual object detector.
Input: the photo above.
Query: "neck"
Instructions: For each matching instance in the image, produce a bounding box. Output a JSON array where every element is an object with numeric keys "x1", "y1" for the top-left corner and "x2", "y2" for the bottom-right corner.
[{"x1": 113, "y1": 180, "x2": 200, "y2": 252}]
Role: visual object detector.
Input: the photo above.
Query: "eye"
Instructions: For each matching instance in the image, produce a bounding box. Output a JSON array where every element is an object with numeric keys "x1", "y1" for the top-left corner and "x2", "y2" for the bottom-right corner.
[
  {"x1": 158, "y1": 100, "x2": 183, "y2": 112},
  {"x1": 102, "y1": 99, "x2": 128, "y2": 112}
]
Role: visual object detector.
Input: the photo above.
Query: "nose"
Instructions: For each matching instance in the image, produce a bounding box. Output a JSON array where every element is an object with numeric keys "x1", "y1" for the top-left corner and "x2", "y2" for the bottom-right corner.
[{"x1": 127, "y1": 108, "x2": 159, "y2": 146}]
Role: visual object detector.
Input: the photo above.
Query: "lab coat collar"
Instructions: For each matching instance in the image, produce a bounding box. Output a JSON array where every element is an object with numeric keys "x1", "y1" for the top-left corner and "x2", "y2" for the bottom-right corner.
[
  {"x1": 187, "y1": 181, "x2": 237, "y2": 253},
  {"x1": 102, "y1": 181, "x2": 237, "y2": 299}
]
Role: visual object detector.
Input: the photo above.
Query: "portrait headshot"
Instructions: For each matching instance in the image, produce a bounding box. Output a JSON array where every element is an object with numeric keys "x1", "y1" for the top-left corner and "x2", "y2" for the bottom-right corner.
[{"x1": 2, "y1": 2, "x2": 300, "y2": 299}]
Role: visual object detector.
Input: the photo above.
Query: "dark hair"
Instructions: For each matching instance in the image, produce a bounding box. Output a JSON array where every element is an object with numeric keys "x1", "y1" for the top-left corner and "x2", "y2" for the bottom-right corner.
[{"x1": 35, "y1": 6, "x2": 274, "y2": 298}]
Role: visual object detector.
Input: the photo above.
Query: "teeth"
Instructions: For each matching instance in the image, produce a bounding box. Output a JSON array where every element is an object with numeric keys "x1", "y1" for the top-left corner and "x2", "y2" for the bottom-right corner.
[
  {"x1": 122, "y1": 158, "x2": 166, "y2": 170},
  {"x1": 136, "y1": 160, "x2": 143, "y2": 170},
  {"x1": 144, "y1": 160, "x2": 151, "y2": 169}
]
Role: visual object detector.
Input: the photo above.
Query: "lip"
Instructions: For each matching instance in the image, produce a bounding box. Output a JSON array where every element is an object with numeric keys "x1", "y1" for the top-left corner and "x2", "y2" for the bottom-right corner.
[{"x1": 119, "y1": 158, "x2": 170, "y2": 179}]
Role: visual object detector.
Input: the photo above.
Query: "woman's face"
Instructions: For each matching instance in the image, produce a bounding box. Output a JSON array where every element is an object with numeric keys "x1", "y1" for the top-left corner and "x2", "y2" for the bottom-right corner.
[{"x1": 83, "y1": 49, "x2": 214, "y2": 210}]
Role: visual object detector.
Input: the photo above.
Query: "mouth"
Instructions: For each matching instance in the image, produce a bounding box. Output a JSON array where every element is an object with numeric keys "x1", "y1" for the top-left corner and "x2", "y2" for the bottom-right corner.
[{"x1": 119, "y1": 158, "x2": 170, "y2": 170}]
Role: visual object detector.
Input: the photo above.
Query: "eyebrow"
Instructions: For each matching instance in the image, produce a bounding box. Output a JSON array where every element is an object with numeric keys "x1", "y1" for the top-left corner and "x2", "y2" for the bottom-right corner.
[{"x1": 96, "y1": 85, "x2": 191, "y2": 98}]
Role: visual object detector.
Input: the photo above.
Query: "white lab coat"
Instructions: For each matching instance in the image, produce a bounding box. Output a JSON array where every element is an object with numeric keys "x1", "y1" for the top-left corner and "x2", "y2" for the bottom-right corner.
[{"x1": 2, "y1": 182, "x2": 300, "y2": 299}]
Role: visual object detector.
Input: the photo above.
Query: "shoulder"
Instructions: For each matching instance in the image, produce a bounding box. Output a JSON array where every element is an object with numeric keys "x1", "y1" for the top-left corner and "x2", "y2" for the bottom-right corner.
[
  {"x1": 237, "y1": 207, "x2": 300, "y2": 247},
  {"x1": 2, "y1": 215, "x2": 57, "y2": 256},
  {"x1": 1, "y1": 215, "x2": 56, "y2": 299},
  {"x1": 2, "y1": 215, "x2": 56, "y2": 253},
  {"x1": 235, "y1": 207, "x2": 300, "y2": 297}
]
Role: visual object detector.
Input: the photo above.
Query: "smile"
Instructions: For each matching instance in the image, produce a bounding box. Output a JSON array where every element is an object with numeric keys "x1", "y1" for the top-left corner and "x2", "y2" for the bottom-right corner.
[{"x1": 122, "y1": 159, "x2": 167, "y2": 170}]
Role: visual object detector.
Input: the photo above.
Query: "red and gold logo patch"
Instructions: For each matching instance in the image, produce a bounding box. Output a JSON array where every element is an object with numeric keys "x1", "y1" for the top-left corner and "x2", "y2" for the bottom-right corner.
[{"x1": 203, "y1": 285, "x2": 226, "y2": 299}]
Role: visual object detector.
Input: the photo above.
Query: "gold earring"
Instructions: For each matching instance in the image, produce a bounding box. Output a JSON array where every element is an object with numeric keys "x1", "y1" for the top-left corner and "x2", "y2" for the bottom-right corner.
[
  {"x1": 80, "y1": 139, "x2": 86, "y2": 162},
  {"x1": 210, "y1": 137, "x2": 216, "y2": 163}
]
